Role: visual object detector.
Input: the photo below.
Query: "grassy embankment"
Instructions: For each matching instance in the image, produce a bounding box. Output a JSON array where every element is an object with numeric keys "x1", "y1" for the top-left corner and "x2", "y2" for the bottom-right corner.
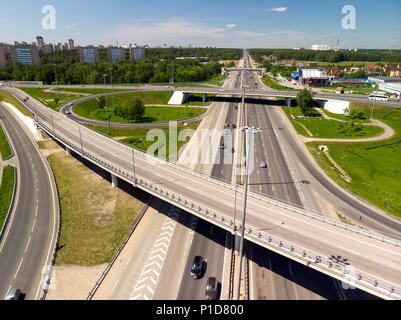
[
  {"x1": 38, "y1": 139, "x2": 148, "y2": 265},
  {"x1": 0, "y1": 166, "x2": 15, "y2": 230},
  {"x1": 262, "y1": 75, "x2": 297, "y2": 91},
  {"x1": 74, "y1": 91, "x2": 206, "y2": 123},
  {"x1": 19, "y1": 88, "x2": 80, "y2": 111},
  {"x1": 305, "y1": 102, "x2": 401, "y2": 218},
  {"x1": 0, "y1": 90, "x2": 32, "y2": 117},
  {"x1": 0, "y1": 124, "x2": 12, "y2": 161},
  {"x1": 283, "y1": 106, "x2": 383, "y2": 139},
  {"x1": 88, "y1": 121, "x2": 199, "y2": 161},
  {"x1": 56, "y1": 88, "x2": 131, "y2": 95}
]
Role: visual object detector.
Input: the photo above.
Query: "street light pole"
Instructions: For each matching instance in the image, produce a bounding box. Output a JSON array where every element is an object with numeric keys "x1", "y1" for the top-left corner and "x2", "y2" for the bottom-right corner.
[
  {"x1": 370, "y1": 100, "x2": 375, "y2": 120},
  {"x1": 53, "y1": 64, "x2": 59, "y2": 97},
  {"x1": 109, "y1": 68, "x2": 115, "y2": 107},
  {"x1": 236, "y1": 126, "x2": 260, "y2": 300},
  {"x1": 102, "y1": 74, "x2": 111, "y2": 136}
]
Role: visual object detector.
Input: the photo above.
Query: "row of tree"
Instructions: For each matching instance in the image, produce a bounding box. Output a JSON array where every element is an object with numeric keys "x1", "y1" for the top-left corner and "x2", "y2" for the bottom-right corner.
[
  {"x1": 250, "y1": 49, "x2": 401, "y2": 64},
  {"x1": 0, "y1": 48, "x2": 241, "y2": 84}
]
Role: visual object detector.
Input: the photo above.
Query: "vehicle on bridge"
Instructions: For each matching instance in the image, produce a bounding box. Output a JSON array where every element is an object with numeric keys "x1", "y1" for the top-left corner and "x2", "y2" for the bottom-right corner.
[
  {"x1": 190, "y1": 256, "x2": 205, "y2": 279},
  {"x1": 205, "y1": 277, "x2": 218, "y2": 300}
]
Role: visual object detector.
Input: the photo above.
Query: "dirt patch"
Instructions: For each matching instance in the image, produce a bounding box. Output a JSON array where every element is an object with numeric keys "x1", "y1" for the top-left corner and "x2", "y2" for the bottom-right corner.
[{"x1": 46, "y1": 264, "x2": 107, "y2": 300}]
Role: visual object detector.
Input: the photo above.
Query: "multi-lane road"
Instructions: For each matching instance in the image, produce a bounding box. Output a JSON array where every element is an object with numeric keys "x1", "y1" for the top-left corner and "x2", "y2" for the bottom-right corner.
[
  {"x1": 0, "y1": 102, "x2": 59, "y2": 300},
  {"x1": 3, "y1": 51, "x2": 401, "y2": 300}
]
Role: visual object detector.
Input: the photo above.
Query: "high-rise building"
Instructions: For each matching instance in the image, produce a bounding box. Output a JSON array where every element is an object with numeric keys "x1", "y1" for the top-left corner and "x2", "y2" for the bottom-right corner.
[
  {"x1": 106, "y1": 47, "x2": 126, "y2": 62},
  {"x1": 10, "y1": 45, "x2": 40, "y2": 65},
  {"x1": 62, "y1": 43, "x2": 68, "y2": 51},
  {"x1": 36, "y1": 36, "x2": 44, "y2": 49},
  {"x1": 68, "y1": 39, "x2": 75, "y2": 50},
  {"x1": 129, "y1": 47, "x2": 145, "y2": 60},
  {"x1": 42, "y1": 44, "x2": 54, "y2": 55},
  {"x1": 78, "y1": 46, "x2": 99, "y2": 63},
  {"x1": 0, "y1": 46, "x2": 7, "y2": 68}
]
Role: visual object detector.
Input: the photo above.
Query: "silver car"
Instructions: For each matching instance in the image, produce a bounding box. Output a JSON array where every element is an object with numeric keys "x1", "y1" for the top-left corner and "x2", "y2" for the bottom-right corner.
[
  {"x1": 5, "y1": 288, "x2": 21, "y2": 300},
  {"x1": 260, "y1": 161, "x2": 267, "y2": 168}
]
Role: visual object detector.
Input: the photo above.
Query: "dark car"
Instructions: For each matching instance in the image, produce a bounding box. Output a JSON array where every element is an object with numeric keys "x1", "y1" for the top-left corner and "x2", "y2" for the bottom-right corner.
[
  {"x1": 190, "y1": 256, "x2": 204, "y2": 279},
  {"x1": 205, "y1": 277, "x2": 218, "y2": 300},
  {"x1": 231, "y1": 124, "x2": 236, "y2": 129}
]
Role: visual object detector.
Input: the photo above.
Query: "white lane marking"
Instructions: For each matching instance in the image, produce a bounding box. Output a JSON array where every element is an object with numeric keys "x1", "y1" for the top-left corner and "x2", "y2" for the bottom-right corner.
[
  {"x1": 31, "y1": 219, "x2": 36, "y2": 232},
  {"x1": 339, "y1": 246, "x2": 361, "y2": 256},
  {"x1": 24, "y1": 235, "x2": 32, "y2": 253},
  {"x1": 111, "y1": 280, "x2": 119, "y2": 295},
  {"x1": 13, "y1": 258, "x2": 24, "y2": 279}
]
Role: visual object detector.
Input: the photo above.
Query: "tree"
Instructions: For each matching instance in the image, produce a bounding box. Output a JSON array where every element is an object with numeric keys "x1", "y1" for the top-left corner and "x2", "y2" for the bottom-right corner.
[
  {"x1": 130, "y1": 98, "x2": 145, "y2": 122},
  {"x1": 296, "y1": 88, "x2": 314, "y2": 116},
  {"x1": 98, "y1": 95, "x2": 106, "y2": 109}
]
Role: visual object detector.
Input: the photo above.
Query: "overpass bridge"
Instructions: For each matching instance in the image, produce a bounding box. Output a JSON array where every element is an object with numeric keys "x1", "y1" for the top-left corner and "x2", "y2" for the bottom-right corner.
[{"x1": 5, "y1": 86, "x2": 401, "y2": 300}]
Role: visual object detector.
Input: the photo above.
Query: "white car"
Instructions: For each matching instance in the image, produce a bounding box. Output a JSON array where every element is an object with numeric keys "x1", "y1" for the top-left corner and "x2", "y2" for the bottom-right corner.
[{"x1": 260, "y1": 161, "x2": 267, "y2": 168}]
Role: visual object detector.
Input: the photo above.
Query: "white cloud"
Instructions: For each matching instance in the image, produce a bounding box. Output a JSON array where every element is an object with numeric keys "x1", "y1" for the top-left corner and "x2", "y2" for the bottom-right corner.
[
  {"x1": 270, "y1": 7, "x2": 288, "y2": 12},
  {"x1": 226, "y1": 24, "x2": 237, "y2": 29}
]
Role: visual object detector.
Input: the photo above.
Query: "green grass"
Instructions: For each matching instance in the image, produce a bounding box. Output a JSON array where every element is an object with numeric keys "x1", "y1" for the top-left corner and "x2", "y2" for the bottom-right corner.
[
  {"x1": 56, "y1": 88, "x2": 131, "y2": 95},
  {"x1": 262, "y1": 75, "x2": 297, "y2": 91},
  {"x1": 74, "y1": 91, "x2": 205, "y2": 123},
  {"x1": 0, "y1": 166, "x2": 15, "y2": 230},
  {"x1": 320, "y1": 108, "x2": 371, "y2": 124},
  {"x1": 0, "y1": 90, "x2": 32, "y2": 117},
  {"x1": 283, "y1": 106, "x2": 383, "y2": 139},
  {"x1": 0, "y1": 124, "x2": 12, "y2": 161},
  {"x1": 88, "y1": 121, "x2": 199, "y2": 162},
  {"x1": 43, "y1": 140, "x2": 147, "y2": 266},
  {"x1": 19, "y1": 88, "x2": 80, "y2": 111},
  {"x1": 306, "y1": 102, "x2": 401, "y2": 218},
  {"x1": 75, "y1": 103, "x2": 205, "y2": 124},
  {"x1": 318, "y1": 86, "x2": 377, "y2": 95}
]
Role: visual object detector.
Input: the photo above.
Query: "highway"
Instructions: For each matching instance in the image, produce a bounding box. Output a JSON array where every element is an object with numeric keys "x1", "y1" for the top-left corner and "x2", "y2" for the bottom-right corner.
[
  {"x1": 4, "y1": 69, "x2": 401, "y2": 299},
  {"x1": 0, "y1": 102, "x2": 59, "y2": 300},
  {"x1": 240, "y1": 51, "x2": 378, "y2": 299}
]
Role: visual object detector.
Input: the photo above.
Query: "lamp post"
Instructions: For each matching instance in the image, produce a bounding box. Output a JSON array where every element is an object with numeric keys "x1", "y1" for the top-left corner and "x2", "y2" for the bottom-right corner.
[
  {"x1": 236, "y1": 126, "x2": 261, "y2": 300},
  {"x1": 109, "y1": 68, "x2": 115, "y2": 107},
  {"x1": 53, "y1": 64, "x2": 59, "y2": 97},
  {"x1": 102, "y1": 74, "x2": 111, "y2": 136}
]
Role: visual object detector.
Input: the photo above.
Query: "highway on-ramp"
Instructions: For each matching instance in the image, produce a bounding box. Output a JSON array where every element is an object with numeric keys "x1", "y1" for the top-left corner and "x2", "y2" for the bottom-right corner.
[{"x1": 0, "y1": 102, "x2": 59, "y2": 300}]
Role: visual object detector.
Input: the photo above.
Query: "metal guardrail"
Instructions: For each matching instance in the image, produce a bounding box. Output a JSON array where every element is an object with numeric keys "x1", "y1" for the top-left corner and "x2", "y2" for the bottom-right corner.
[{"x1": 35, "y1": 117, "x2": 401, "y2": 299}]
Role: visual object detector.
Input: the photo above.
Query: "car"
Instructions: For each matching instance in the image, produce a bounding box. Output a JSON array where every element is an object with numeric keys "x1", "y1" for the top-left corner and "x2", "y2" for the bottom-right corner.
[
  {"x1": 65, "y1": 110, "x2": 71, "y2": 115},
  {"x1": 190, "y1": 256, "x2": 204, "y2": 279},
  {"x1": 5, "y1": 288, "x2": 21, "y2": 300},
  {"x1": 231, "y1": 124, "x2": 236, "y2": 129},
  {"x1": 260, "y1": 161, "x2": 267, "y2": 168},
  {"x1": 224, "y1": 123, "x2": 230, "y2": 128},
  {"x1": 223, "y1": 129, "x2": 228, "y2": 135},
  {"x1": 68, "y1": 102, "x2": 73, "y2": 107},
  {"x1": 23, "y1": 98, "x2": 27, "y2": 102},
  {"x1": 220, "y1": 143, "x2": 225, "y2": 150},
  {"x1": 205, "y1": 277, "x2": 218, "y2": 300},
  {"x1": 234, "y1": 105, "x2": 238, "y2": 109},
  {"x1": 26, "y1": 97, "x2": 29, "y2": 100}
]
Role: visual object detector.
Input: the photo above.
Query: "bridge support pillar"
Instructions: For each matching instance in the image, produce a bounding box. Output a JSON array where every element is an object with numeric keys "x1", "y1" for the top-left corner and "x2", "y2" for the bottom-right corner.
[
  {"x1": 202, "y1": 93, "x2": 208, "y2": 102},
  {"x1": 66, "y1": 147, "x2": 71, "y2": 156},
  {"x1": 285, "y1": 97, "x2": 291, "y2": 107},
  {"x1": 234, "y1": 234, "x2": 241, "y2": 253},
  {"x1": 111, "y1": 173, "x2": 118, "y2": 188}
]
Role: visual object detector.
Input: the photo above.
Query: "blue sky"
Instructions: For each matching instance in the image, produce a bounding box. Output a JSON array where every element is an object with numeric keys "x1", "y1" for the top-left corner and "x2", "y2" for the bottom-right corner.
[{"x1": 0, "y1": 0, "x2": 400, "y2": 48}]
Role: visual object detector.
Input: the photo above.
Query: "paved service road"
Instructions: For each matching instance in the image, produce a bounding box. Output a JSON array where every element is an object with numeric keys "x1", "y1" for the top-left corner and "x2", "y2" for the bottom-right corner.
[{"x1": 0, "y1": 102, "x2": 58, "y2": 300}]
